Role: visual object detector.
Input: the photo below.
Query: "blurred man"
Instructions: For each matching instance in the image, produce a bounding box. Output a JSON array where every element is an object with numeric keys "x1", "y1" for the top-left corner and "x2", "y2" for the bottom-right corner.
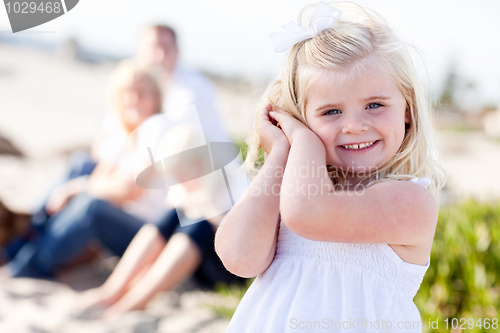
[{"x1": 136, "y1": 25, "x2": 231, "y2": 143}]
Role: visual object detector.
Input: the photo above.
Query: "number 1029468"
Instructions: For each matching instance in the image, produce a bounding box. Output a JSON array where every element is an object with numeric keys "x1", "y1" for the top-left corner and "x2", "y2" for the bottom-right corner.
[
  {"x1": 443, "y1": 318, "x2": 498, "y2": 330},
  {"x1": 5, "y1": 2, "x2": 62, "y2": 14}
]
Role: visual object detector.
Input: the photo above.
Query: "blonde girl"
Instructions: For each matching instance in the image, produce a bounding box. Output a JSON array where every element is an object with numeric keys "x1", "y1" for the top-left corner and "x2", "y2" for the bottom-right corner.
[{"x1": 216, "y1": 2, "x2": 446, "y2": 332}]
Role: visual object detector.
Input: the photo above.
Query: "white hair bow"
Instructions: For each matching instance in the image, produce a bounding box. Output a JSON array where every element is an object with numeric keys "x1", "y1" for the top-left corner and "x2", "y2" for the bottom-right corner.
[{"x1": 270, "y1": 1, "x2": 342, "y2": 53}]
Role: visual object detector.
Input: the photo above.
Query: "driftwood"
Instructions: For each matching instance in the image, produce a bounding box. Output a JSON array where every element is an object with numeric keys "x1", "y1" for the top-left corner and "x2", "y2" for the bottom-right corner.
[{"x1": 0, "y1": 133, "x2": 23, "y2": 157}]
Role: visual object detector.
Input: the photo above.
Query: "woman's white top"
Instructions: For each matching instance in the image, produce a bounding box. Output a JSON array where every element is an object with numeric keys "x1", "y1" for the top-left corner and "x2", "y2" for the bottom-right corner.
[
  {"x1": 96, "y1": 117, "x2": 168, "y2": 222},
  {"x1": 226, "y1": 178, "x2": 432, "y2": 333}
]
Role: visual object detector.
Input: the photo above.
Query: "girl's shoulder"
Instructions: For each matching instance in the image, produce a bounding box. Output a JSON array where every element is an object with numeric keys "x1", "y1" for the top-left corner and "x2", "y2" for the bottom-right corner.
[
  {"x1": 371, "y1": 176, "x2": 433, "y2": 201},
  {"x1": 405, "y1": 176, "x2": 435, "y2": 204},
  {"x1": 378, "y1": 176, "x2": 434, "y2": 201}
]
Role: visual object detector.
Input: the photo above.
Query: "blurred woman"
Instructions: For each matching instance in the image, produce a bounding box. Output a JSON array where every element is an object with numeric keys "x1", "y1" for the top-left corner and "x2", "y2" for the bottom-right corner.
[{"x1": 1, "y1": 60, "x2": 168, "y2": 277}]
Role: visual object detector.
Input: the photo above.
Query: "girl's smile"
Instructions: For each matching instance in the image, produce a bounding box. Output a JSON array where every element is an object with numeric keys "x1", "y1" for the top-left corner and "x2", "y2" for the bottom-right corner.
[
  {"x1": 339, "y1": 139, "x2": 379, "y2": 151},
  {"x1": 304, "y1": 57, "x2": 410, "y2": 177}
]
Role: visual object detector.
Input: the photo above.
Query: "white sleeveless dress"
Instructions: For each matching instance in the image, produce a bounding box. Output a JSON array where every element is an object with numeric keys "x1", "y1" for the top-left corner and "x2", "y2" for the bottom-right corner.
[{"x1": 226, "y1": 178, "x2": 432, "y2": 333}]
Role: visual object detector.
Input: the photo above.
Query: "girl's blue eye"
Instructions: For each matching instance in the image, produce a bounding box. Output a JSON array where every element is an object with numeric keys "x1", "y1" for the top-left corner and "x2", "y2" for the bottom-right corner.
[
  {"x1": 367, "y1": 103, "x2": 383, "y2": 109},
  {"x1": 324, "y1": 109, "x2": 341, "y2": 115}
]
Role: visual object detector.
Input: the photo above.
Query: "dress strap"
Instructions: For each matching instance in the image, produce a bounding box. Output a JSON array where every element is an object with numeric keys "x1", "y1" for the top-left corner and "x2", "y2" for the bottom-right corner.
[{"x1": 410, "y1": 177, "x2": 431, "y2": 188}]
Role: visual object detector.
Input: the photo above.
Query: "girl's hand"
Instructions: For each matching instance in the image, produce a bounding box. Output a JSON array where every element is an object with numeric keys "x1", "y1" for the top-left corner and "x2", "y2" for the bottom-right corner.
[
  {"x1": 268, "y1": 107, "x2": 313, "y2": 145},
  {"x1": 258, "y1": 104, "x2": 290, "y2": 154}
]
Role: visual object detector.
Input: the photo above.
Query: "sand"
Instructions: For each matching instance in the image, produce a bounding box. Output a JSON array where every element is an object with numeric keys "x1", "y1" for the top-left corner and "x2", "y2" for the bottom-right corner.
[{"x1": 0, "y1": 267, "x2": 235, "y2": 333}]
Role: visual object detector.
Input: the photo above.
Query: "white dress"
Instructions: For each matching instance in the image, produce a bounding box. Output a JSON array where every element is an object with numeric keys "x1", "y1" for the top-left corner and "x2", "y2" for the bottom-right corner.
[{"x1": 226, "y1": 178, "x2": 432, "y2": 333}]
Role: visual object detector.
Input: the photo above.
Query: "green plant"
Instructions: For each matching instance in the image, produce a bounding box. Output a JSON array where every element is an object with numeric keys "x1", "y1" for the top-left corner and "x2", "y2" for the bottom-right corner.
[
  {"x1": 236, "y1": 141, "x2": 249, "y2": 162},
  {"x1": 415, "y1": 198, "x2": 500, "y2": 332},
  {"x1": 235, "y1": 140, "x2": 265, "y2": 167},
  {"x1": 205, "y1": 278, "x2": 255, "y2": 320}
]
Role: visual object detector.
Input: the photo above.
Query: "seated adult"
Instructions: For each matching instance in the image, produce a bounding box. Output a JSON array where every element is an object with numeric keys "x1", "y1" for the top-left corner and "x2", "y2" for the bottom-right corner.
[
  {"x1": 74, "y1": 125, "x2": 247, "y2": 320},
  {"x1": 1, "y1": 60, "x2": 168, "y2": 277},
  {"x1": 136, "y1": 24, "x2": 231, "y2": 143}
]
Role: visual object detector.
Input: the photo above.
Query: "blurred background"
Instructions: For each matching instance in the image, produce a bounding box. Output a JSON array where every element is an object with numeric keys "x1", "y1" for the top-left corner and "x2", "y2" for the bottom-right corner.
[{"x1": 0, "y1": 0, "x2": 499, "y2": 332}]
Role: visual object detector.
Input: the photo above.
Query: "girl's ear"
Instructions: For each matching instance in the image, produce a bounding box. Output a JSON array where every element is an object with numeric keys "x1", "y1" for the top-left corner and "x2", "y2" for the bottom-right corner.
[
  {"x1": 404, "y1": 108, "x2": 411, "y2": 134},
  {"x1": 404, "y1": 108, "x2": 411, "y2": 125}
]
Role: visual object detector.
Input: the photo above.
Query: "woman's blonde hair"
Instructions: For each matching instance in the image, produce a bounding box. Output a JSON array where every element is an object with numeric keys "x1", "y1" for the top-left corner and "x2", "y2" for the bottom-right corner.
[
  {"x1": 245, "y1": 1, "x2": 446, "y2": 199},
  {"x1": 107, "y1": 59, "x2": 163, "y2": 133}
]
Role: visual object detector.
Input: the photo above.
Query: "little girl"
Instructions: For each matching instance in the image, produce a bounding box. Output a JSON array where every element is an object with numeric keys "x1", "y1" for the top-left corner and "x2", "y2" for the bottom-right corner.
[{"x1": 215, "y1": 2, "x2": 446, "y2": 332}]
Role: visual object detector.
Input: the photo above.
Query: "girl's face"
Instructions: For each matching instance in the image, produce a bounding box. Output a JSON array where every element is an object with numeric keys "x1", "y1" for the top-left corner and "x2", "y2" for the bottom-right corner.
[
  {"x1": 304, "y1": 59, "x2": 410, "y2": 175},
  {"x1": 119, "y1": 77, "x2": 160, "y2": 130}
]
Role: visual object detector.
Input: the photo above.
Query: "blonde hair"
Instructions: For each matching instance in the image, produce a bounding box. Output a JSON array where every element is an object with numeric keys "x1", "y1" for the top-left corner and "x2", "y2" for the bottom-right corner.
[
  {"x1": 245, "y1": 1, "x2": 446, "y2": 200},
  {"x1": 107, "y1": 59, "x2": 163, "y2": 133}
]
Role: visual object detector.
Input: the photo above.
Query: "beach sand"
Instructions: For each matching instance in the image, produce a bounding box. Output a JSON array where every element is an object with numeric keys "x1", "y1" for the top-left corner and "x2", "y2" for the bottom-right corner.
[{"x1": 0, "y1": 265, "x2": 235, "y2": 333}]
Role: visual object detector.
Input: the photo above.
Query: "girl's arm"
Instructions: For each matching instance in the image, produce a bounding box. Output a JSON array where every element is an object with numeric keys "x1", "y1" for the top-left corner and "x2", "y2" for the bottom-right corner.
[
  {"x1": 271, "y1": 109, "x2": 438, "y2": 247},
  {"x1": 215, "y1": 106, "x2": 289, "y2": 278}
]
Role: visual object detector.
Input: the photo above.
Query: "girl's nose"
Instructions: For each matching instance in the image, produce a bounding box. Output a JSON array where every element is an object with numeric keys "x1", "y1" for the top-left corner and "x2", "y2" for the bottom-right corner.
[{"x1": 341, "y1": 112, "x2": 369, "y2": 134}]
